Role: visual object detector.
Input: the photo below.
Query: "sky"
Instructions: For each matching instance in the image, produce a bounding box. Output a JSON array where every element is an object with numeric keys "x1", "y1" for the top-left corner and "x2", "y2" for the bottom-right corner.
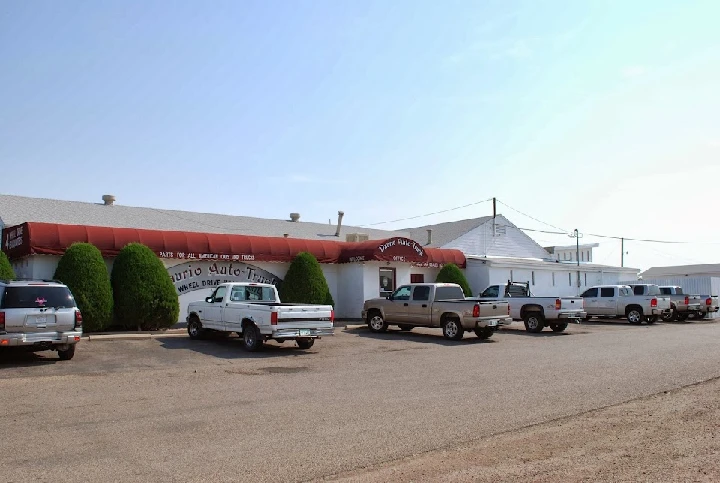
[{"x1": 1, "y1": 0, "x2": 719, "y2": 272}]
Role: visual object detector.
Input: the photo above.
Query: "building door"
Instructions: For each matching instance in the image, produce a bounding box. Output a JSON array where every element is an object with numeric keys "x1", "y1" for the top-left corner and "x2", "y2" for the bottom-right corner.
[
  {"x1": 410, "y1": 274, "x2": 424, "y2": 283},
  {"x1": 379, "y1": 268, "x2": 396, "y2": 298}
]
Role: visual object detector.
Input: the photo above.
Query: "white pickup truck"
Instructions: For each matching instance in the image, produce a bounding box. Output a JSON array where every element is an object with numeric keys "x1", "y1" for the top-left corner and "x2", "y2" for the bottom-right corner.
[
  {"x1": 580, "y1": 284, "x2": 671, "y2": 324},
  {"x1": 186, "y1": 282, "x2": 334, "y2": 352},
  {"x1": 476, "y1": 282, "x2": 586, "y2": 333}
]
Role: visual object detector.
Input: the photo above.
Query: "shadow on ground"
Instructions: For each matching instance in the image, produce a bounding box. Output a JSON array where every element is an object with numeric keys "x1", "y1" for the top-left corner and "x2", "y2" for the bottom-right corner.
[
  {"x1": 343, "y1": 325, "x2": 498, "y2": 346},
  {"x1": 0, "y1": 348, "x2": 61, "y2": 368},
  {"x1": 157, "y1": 333, "x2": 322, "y2": 360}
]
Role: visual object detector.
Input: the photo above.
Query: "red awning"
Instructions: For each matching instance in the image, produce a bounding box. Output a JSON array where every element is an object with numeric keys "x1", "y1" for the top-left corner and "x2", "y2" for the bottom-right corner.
[{"x1": 3, "y1": 222, "x2": 466, "y2": 268}]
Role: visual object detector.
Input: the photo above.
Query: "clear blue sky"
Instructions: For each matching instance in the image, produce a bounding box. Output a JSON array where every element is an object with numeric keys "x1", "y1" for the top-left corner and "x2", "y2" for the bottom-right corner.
[{"x1": 1, "y1": 0, "x2": 719, "y2": 270}]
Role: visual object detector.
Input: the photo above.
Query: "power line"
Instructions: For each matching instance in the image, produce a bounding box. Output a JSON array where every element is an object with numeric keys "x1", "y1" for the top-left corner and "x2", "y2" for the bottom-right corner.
[
  {"x1": 496, "y1": 199, "x2": 568, "y2": 233},
  {"x1": 361, "y1": 197, "x2": 494, "y2": 227}
]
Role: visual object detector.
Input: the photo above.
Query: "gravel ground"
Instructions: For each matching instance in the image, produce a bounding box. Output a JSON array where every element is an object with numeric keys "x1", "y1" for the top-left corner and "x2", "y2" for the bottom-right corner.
[{"x1": 1, "y1": 319, "x2": 719, "y2": 482}]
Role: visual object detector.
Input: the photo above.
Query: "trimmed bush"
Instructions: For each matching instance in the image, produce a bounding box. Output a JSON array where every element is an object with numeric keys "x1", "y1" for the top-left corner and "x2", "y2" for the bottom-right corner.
[
  {"x1": 0, "y1": 251, "x2": 15, "y2": 280},
  {"x1": 435, "y1": 263, "x2": 472, "y2": 296},
  {"x1": 278, "y1": 252, "x2": 335, "y2": 306},
  {"x1": 53, "y1": 243, "x2": 113, "y2": 332},
  {"x1": 111, "y1": 243, "x2": 179, "y2": 330}
]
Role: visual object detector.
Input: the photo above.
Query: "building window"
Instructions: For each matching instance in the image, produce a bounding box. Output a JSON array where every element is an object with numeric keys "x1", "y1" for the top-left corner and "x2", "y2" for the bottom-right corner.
[
  {"x1": 531, "y1": 271, "x2": 535, "y2": 285},
  {"x1": 410, "y1": 274, "x2": 424, "y2": 283},
  {"x1": 552, "y1": 272, "x2": 555, "y2": 286},
  {"x1": 379, "y1": 268, "x2": 396, "y2": 298},
  {"x1": 510, "y1": 270, "x2": 513, "y2": 282},
  {"x1": 568, "y1": 273, "x2": 572, "y2": 286},
  {"x1": 581, "y1": 252, "x2": 584, "y2": 262},
  {"x1": 584, "y1": 273, "x2": 587, "y2": 286}
]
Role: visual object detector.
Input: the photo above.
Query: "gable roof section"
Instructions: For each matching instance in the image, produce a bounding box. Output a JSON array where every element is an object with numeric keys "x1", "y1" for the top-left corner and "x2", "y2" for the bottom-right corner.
[
  {"x1": 641, "y1": 264, "x2": 720, "y2": 278},
  {"x1": 402, "y1": 216, "x2": 493, "y2": 248},
  {"x1": 0, "y1": 194, "x2": 407, "y2": 241}
]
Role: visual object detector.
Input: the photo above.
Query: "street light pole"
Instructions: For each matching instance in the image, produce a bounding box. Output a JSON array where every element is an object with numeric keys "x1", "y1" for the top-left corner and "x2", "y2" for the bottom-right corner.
[{"x1": 569, "y1": 229, "x2": 583, "y2": 289}]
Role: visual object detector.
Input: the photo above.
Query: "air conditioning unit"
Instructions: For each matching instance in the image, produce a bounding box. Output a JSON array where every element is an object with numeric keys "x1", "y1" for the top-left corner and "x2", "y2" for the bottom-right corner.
[{"x1": 346, "y1": 233, "x2": 369, "y2": 242}]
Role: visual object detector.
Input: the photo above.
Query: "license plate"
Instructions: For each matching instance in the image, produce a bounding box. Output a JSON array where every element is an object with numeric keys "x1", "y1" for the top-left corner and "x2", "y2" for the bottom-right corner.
[
  {"x1": 36, "y1": 316, "x2": 47, "y2": 325},
  {"x1": 488, "y1": 320, "x2": 498, "y2": 327},
  {"x1": 299, "y1": 329, "x2": 311, "y2": 336}
]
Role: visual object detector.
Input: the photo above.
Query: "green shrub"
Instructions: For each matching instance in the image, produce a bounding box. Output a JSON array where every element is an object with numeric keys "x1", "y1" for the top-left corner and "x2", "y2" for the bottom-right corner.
[
  {"x1": 278, "y1": 252, "x2": 334, "y2": 306},
  {"x1": 53, "y1": 243, "x2": 113, "y2": 332},
  {"x1": 111, "y1": 243, "x2": 179, "y2": 330},
  {"x1": 0, "y1": 251, "x2": 15, "y2": 280},
  {"x1": 435, "y1": 263, "x2": 472, "y2": 296}
]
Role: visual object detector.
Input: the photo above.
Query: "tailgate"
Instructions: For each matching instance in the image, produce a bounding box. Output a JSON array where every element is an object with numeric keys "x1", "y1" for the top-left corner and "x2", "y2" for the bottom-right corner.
[
  {"x1": 276, "y1": 305, "x2": 334, "y2": 329},
  {"x1": 477, "y1": 301, "x2": 509, "y2": 318},
  {"x1": 1, "y1": 285, "x2": 77, "y2": 333},
  {"x1": 559, "y1": 297, "x2": 584, "y2": 312}
]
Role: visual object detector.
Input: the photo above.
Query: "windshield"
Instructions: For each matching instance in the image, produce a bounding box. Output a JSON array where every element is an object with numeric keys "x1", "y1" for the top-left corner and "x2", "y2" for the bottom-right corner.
[{"x1": 1, "y1": 286, "x2": 75, "y2": 309}]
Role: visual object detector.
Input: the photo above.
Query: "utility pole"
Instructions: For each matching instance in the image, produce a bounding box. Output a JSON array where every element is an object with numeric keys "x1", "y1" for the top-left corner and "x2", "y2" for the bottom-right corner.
[
  {"x1": 569, "y1": 229, "x2": 583, "y2": 288},
  {"x1": 621, "y1": 238, "x2": 624, "y2": 267},
  {"x1": 492, "y1": 197, "x2": 496, "y2": 237}
]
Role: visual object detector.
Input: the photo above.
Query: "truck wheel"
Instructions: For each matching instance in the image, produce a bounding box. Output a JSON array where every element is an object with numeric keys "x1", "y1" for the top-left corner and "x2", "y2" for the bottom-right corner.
[
  {"x1": 627, "y1": 309, "x2": 643, "y2": 324},
  {"x1": 661, "y1": 309, "x2": 676, "y2": 322},
  {"x1": 694, "y1": 311, "x2": 706, "y2": 320},
  {"x1": 523, "y1": 314, "x2": 545, "y2": 333},
  {"x1": 187, "y1": 316, "x2": 206, "y2": 340},
  {"x1": 474, "y1": 327, "x2": 493, "y2": 340},
  {"x1": 550, "y1": 323, "x2": 568, "y2": 332},
  {"x1": 296, "y1": 338, "x2": 315, "y2": 349},
  {"x1": 241, "y1": 324, "x2": 264, "y2": 352},
  {"x1": 646, "y1": 315, "x2": 658, "y2": 324},
  {"x1": 676, "y1": 313, "x2": 689, "y2": 322},
  {"x1": 58, "y1": 344, "x2": 76, "y2": 361},
  {"x1": 368, "y1": 312, "x2": 388, "y2": 333},
  {"x1": 442, "y1": 318, "x2": 464, "y2": 340},
  {"x1": 398, "y1": 324, "x2": 413, "y2": 332}
]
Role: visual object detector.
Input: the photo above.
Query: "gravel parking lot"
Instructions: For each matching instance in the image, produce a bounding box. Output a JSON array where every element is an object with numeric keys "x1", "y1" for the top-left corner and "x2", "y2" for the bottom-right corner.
[{"x1": 2, "y1": 319, "x2": 719, "y2": 482}]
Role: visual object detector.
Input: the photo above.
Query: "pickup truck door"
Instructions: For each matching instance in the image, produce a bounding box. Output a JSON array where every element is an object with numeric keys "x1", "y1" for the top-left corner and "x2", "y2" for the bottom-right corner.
[
  {"x1": 386, "y1": 286, "x2": 412, "y2": 323},
  {"x1": 598, "y1": 287, "x2": 618, "y2": 315},
  {"x1": 203, "y1": 286, "x2": 228, "y2": 329},
  {"x1": 580, "y1": 288, "x2": 599, "y2": 314},
  {"x1": 405, "y1": 285, "x2": 432, "y2": 325}
]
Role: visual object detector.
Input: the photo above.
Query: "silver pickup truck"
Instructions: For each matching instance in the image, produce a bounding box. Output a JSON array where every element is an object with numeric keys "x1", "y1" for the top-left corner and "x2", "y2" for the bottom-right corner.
[
  {"x1": 694, "y1": 295, "x2": 719, "y2": 319},
  {"x1": 655, "y1": 285, "x2": 702, "y2": 322},
  {"x1": 477, "y1": 282, "x2": 586, "y2": 333},
  {"x1": 362, "y1": 283, "x2": 511, "y2": 341},
  {"x1": 580, "y1": 284, "x2": 671, "y2": 324}
]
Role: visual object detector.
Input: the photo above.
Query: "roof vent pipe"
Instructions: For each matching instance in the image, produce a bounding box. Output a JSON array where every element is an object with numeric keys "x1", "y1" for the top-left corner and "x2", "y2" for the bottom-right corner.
[
  {"x1": 426, "y1": 229, "x2": 433, "y2": 245},
  {"x1": 102, "y1": 194, "x2": 115, "y2": 206},
  {"x1": 289, "y1": 213, "x2": 300, "y2": 222},
  {"x1": 335, "y1": 211, "x2": 344, "y2": 237}
]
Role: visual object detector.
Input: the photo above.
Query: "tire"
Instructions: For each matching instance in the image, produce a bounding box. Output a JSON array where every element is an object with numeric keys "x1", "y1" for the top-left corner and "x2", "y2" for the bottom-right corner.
[
  {"x1": 241, "y1": 323, "x2": 264, "y2": 352},
  {"x1": 676, "y1": 312, "x2": 689, "y2": 322},
  {"x1": 474, "y1": 327, "x2": 493, "y2": 340},
  {"x1": 646, "y1": 315, "x2": 658, "y2": 324},
  {"x1": 367, "y1": 312, "x2": 389, "y2": 333},
  {"x1": 187, "y1": 316, "x2": 205, "y2": 340},
  {"x1": 550, "y1": 323, "x2": 568, "y2": 332},
  {"x1": 58, "y1": 344, "x2": 76, "y2": 361},
  {"x1": 694, "y1": 311, "x2": 706, "y2": 320},
  {"x1": 523, "y1": 313, "x2": 545, "y2": 333},
  {"x1": 627, "y1": 308, "x2": 643, "y2": 324},
  {"x1": 661, "y1": 307, "x2": 676, "y2": 322},
  {"x1": 442, "y1": 318, "x2": 464, "y2": 340},
  {"x1": 296, "y1": 338, "x2": 315, "y2": 349},
  {"x1": 398, "y1": 324, "x2": 413, "y2": 332}
]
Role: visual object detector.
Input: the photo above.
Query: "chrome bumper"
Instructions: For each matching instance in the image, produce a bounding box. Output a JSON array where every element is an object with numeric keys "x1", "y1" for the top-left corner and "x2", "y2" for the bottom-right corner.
[
  {"x1": 271, "y1": 328, "x2": 335, "y2": 339},
  {"x1": 558, "y1": 311, "x2": 587, "y2": 320},
  {"x1": 0, "y1": 330, "x2": 83, "y2": 347},
  {"x1": 466, "y1": 317, "x2": 512, "y2": 330}
]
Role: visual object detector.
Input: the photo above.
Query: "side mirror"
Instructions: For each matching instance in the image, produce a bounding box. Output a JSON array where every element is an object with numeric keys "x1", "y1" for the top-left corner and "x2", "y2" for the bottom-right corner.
[
  {"x1": 387, "y1": 295, "x2": 393, "y2": 301},
  {"x1": 205, "y1": 297, "x2": 213, "y2": 303}
]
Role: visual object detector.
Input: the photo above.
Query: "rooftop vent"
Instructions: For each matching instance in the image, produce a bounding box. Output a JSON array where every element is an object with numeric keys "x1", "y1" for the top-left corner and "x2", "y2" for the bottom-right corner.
[
  {"x1": 335, "y1": 210, "x2": 345, "y2": 237},
  {"x1": 102, "y1": 194, "x2": 116, "y2": 206},
  {"x1": 426, "y1": 229, "x2": 433, "y2": 245},
  {"x1": 289, "y1": 213, "x2": 300, "y2": 222}
]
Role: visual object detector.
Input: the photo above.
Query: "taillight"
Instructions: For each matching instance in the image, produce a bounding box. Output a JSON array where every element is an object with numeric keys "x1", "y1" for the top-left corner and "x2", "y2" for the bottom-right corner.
[
  {"x1": 507, "y1": 304, "x2": 510, "y2": 315},
  {"x1": 271, "y1": 312, "x2": 278, "y2": 325},
  {"x1": 74, "y1": 309, "x2": 83, "y2": 329},
  {"x1": 651, "y1": 298, "x2": 658, "y2": 308},
  {"x1": 684, "y1": 296, "x2": 689, "y2": 306},
  {"x1": 707, "y1": 298, "x2": 712, "y2": 306},
  {"x1": 555, "y1": 299, "x2": 562, "y2": 310},
  {"x1": 330, "y1": 310, "x2": 335, "y2": 323},
  {"x1": 0, "y1": 311, "x2": 5, "y2": 331},
  {"x1": 472, "y1": 304, "x2": 480, "y2": 318}
]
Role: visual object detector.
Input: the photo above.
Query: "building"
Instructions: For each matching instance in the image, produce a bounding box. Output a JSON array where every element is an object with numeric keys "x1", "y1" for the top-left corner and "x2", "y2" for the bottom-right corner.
[
  {"x1": 0, "y1": 193, "x2": 640, "y2": 320},
  {"x1": 628, "y1": 264, "x2": 720, "y2": 302},
  {"x1": 544, "y1": 243, "x2": 599, "y2": 263}
]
